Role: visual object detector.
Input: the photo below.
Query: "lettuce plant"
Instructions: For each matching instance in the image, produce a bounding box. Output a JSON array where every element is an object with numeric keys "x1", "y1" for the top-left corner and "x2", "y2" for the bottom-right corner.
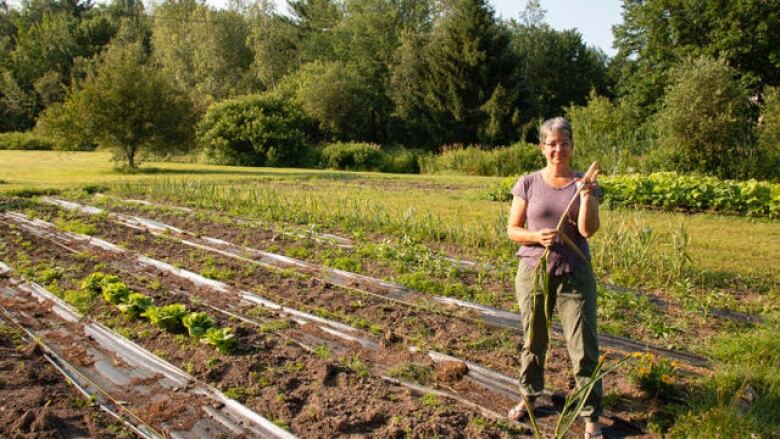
[
  {"x1": 117, "y1": 293, "x2": 153, "y2": 318},
  {"x1": 201, "y1": 327, "x2": 235, "y2": 354},
  {"x1": 182, "y1": 311, "x2": 215, "y2": 338},
  {"x1": 142, "y1": 304, "x2": 189, "y2": 332},
  {"x1": 102, "y1": 281, "x2": 130, "y2": 305}
]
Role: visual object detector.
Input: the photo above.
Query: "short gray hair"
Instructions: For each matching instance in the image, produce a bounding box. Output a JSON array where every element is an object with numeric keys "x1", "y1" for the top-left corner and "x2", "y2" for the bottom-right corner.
[{"x1": 539, "y1": 117, "x2": 573, "y2": 145}]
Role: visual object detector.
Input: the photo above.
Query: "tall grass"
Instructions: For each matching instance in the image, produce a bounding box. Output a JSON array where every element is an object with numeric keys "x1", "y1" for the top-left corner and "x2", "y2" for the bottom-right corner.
[
  {"x1": 667, "y1": 324, "x2": 780, "y2": 437},
  {"x1": 591, "y1": 215, "x2": 691, "y2": 289},
  {"x1": 112, "y1": 179, "x2": 705, "y2": 292},
  {"x1": 419, "y1": 142, "x2": 543, "y2": 176}
]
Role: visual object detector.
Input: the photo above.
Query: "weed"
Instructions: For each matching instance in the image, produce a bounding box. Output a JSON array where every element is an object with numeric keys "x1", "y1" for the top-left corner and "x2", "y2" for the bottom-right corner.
[
  {"x1": 259, "y1": 318, "x2": 294, "y2": 333},
  {"x1": 224, "y1": 387, "x2": 246, "y2": 402},
  {"x1": 313, "y1": 344, "x2": 332, "y2": 360},
  {"x1": 341, "y1": 354, "x2": 370, "y2": 378},
  {"x1": 387, "y1": 362, "x2": 433, "y2": 385},
  {"x1": 421, "y1": 392, "x2": 439, "y2": 408}
]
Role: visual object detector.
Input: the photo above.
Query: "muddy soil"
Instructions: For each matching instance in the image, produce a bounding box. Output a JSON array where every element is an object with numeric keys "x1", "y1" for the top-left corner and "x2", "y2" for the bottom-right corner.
[
  {"x1": 0, "y1": 323, "x2": 129, "y2": 439},
  {"x1": 0, "y1": 224, "x2": 530, "y2": 437}
]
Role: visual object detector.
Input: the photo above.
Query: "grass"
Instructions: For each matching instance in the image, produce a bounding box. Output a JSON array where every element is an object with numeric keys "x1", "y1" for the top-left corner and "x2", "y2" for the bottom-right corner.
[
  {"x1": 5, "y1": 150, "x2": 771, "y2": 289},
  {"x1": 3, "y1": 150, "x2": 779, "y2": 435}
]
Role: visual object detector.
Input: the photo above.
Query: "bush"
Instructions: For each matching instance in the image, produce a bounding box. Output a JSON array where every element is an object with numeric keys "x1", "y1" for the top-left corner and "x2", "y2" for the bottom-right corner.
[
  {"x1": 419, "y1": 142, "x2": 543, "y2": 176},
  {"x1": 654, "y1": 56, "x2": 753, "y2": 179},
  {"x1": 0, "y1": 132, "x2": 55, "y2": 150},
  {"x1": 755, "y1": 86, "x2": 780, "y2": 181},
  {"x1": 319, "y1": 142, "x2": 384, "y2": 171},
  {"x1": 565, "y1": 91, "x2": 655, "y2": 174},
  {"x1": 198, "y1": 92, "x2": 314, "y2": 167},
  {"x1": 380, "y1": 147, "x2": 422, "y2": 174}
]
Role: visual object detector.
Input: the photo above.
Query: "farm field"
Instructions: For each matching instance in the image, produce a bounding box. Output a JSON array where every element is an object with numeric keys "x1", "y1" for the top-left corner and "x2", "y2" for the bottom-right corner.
[{"x1": 1, "y1": 151, "x2": 779, "y2": 437}]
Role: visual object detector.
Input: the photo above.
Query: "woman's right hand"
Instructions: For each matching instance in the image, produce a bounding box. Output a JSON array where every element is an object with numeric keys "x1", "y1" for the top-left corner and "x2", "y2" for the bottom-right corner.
[{"x1": 537, "y1": 228, "x2": 558, "y2": 247}]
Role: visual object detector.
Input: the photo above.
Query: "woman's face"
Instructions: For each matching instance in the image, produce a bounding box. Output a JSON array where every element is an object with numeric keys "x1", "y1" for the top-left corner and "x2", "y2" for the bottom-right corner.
[{"x1": 540, "y1": 130, "x2": 573, "y2": 167}]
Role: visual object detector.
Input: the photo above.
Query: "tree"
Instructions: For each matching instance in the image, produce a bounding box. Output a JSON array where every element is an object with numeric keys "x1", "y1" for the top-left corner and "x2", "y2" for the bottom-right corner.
[
  {"x1": 392, "y1": 0, "x2": 519, "y2": 148},
  {"x1": 509, "y1": 19, "x2": 609, "y2": 129},
  {"x1": 613, "y1": 0, "x2": 780, "y2": 116},
  {"x1": 654, "y1": 56, "x2": 753, "y2": 179},
  {"x1": 41, "y1": 31, "x2": 194, "y2": 168},
  {"x1": 151, "y1": 0, "x2": 254, "y2": 112}
]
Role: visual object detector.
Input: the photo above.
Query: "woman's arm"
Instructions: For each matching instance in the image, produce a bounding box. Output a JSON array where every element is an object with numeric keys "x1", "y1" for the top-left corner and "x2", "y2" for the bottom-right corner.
[
  {"x1": 577, "y1": 178, "x2": 600, "y2": 238},
  {"x1": 507, "y1": 196, "x2": 557, "y2": 246}
]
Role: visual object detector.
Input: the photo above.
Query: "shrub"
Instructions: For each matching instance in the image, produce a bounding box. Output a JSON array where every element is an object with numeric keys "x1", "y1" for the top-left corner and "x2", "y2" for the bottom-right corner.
[
  {"x1": 755, "y1": 86, "x2": 780, "y2": 181},
  {"x1": 319, "y1": 142, "x2": 384, "y2": 171},
  {"x1": 654, "y1": 56, "x2": 753, "y2": 179},
  {"x1": 565, "y1": 91, "x2": 655, "y2": 174},
  {"x1": 0, "y1": 132, "x2": 56, "y2": 150},
  {"x1": 419, "y1": 142, "x2": 543, "y2": 176},
  {"x1": 198, "y1": 93, "x2": 314, "y2": 167},
  {"x1": 380, "y1": 147, "x2": 422, "y2": 174}
]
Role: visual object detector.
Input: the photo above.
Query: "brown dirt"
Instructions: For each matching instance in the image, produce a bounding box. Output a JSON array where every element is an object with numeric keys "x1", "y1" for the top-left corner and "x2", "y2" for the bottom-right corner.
[
  {"x1": 0, "y1": 223, "x2": 530, "y2": 437},
  {"x1": 83, "y1": 195, "x2": 737, "y2": 348},
  {"x1": 0, "y1": 323, "x2": 127, "y2": 439}
]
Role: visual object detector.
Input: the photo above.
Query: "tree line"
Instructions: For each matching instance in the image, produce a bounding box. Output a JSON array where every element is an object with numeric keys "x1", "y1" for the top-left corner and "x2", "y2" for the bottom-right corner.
[{"x1": 1, "y1": 0, "x2": 778, "y2": 179}]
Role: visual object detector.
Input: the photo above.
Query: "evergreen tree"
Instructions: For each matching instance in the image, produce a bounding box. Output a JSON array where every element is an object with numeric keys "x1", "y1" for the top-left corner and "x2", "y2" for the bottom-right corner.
[{"x1": 421, "y1": 0, "x2": 519, "y2": 147}]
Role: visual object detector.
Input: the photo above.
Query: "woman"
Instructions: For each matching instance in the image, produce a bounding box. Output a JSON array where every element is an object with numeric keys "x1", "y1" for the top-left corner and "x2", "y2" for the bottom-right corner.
[{"x1": 506, "y1": 117, "x2": 603, "y2": 438}]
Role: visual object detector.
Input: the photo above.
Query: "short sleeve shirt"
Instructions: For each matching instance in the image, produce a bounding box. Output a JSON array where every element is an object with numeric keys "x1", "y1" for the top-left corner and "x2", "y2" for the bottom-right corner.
[{"x1": 511, "y1": 171, "x2": 601, "y2": 275}]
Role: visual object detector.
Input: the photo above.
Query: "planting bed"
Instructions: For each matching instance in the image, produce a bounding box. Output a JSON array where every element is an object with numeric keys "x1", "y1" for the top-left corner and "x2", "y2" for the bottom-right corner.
[
  {"x1": 0, "y1": 317, "x2": 129, "y2": 439},
  {"x1": 2, "y1": 193, "x2": 729, "y2": 437},
  {"x1": 0, "y1": 205, "x2": 660, "y2": 433},
  {"x1": 48, "y1": 196, "x2": 715, "y2": 367},
  {"x1": 0, "y1": 219, "x2": 538, "y2": 437}
]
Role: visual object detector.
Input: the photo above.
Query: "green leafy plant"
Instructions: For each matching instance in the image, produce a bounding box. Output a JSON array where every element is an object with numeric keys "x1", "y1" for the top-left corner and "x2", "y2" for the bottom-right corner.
[
  {"x1": 101, "y1": 281, "x2": 130, "y2": 305},
  {"x1": 182, "y1": 311, "x2": 215, "y2": 338},
  {"x1": 142, "y1": 304, "x2": 189, "y2": 333},
  {"x1": 117, "y1": 293, "x2": 153, "y2": 318},
  {"x1": 201, "y1": 327, "x2": 235, "y2": 353},
  {"x1": 80, "y1": 272, "x2": 108, "y2": 295},
  {"x1": 628, "y1": 352, "x2": 678, "y2": 400}
]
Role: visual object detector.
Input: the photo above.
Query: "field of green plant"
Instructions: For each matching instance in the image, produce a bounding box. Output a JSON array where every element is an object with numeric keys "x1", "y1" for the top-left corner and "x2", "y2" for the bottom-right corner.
[{"x1": 1, "y1": 150, "x2": 779, "y2": 437}]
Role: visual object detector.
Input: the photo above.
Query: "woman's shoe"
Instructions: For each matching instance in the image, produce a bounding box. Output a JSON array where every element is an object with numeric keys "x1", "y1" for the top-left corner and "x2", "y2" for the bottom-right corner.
[{"x1": 508, "y1": 400, "x2": 533, "y2": 421}]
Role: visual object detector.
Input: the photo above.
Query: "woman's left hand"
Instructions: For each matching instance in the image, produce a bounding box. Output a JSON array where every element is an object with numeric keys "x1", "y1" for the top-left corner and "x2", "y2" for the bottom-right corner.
[{"x1": 577, "y1": 170, "x2": 599, "y2": 197}]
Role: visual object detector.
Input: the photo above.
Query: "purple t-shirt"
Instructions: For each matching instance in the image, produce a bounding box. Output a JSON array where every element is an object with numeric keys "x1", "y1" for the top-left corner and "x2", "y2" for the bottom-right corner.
[{"x1": 511, "y1": 171, "x2": 601, "y2": 275}]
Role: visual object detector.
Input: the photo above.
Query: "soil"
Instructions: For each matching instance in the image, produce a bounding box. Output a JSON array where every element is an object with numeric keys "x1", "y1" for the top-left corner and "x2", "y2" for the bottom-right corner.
[
  {"x1": 0, "y1": 323, "x2": 128, "y2": 439},
  {"x1": 0, "y1": 222, "x2": 531, "y2": 437},
  {"x1": 83, "y1": 195, "x2": 741, "y2": 348}
]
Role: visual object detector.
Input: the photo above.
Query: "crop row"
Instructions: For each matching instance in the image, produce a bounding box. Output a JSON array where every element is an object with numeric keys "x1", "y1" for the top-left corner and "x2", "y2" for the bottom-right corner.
[
  {"x1": 488, "y1": 172, "x2": 780, "y2": 218},
  {"x1": 64, "y1": 194, "x2": 747, "y2": 351}
]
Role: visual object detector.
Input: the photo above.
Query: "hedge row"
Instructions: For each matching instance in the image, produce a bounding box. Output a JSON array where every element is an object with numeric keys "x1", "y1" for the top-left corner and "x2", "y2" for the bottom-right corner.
[
  {"x1": 0, "y1": 132, "x2": 55, "y2": 150},
  {"x1": 488, "y1": 172, "x2": 780, "y2": 219}
]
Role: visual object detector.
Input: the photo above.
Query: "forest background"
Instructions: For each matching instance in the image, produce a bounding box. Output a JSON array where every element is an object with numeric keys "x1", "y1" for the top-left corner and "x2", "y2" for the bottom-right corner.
[{"x1": 1, "y1": 0, "x2": 779, "y2": 181}]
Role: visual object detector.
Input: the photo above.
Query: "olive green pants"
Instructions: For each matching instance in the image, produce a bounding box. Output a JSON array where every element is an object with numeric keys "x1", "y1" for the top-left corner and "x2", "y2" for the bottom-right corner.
[{"x1": 515, "y1": 259, "x2": 602, "y2": 421}]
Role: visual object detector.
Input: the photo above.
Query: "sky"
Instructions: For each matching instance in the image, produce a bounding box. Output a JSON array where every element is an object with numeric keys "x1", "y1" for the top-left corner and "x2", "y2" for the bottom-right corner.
[
  {"x1": 5, "y1": 0, "x2": 624, "y2": 55},
  {"x1": 492, "y1": 0, "x2": 624, "y2": 56}
]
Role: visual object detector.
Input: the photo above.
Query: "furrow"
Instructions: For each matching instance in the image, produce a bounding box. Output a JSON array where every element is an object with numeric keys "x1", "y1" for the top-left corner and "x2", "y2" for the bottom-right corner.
[{"x1": 0, "y1": 270, "x2": 297, "y2": 439}]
